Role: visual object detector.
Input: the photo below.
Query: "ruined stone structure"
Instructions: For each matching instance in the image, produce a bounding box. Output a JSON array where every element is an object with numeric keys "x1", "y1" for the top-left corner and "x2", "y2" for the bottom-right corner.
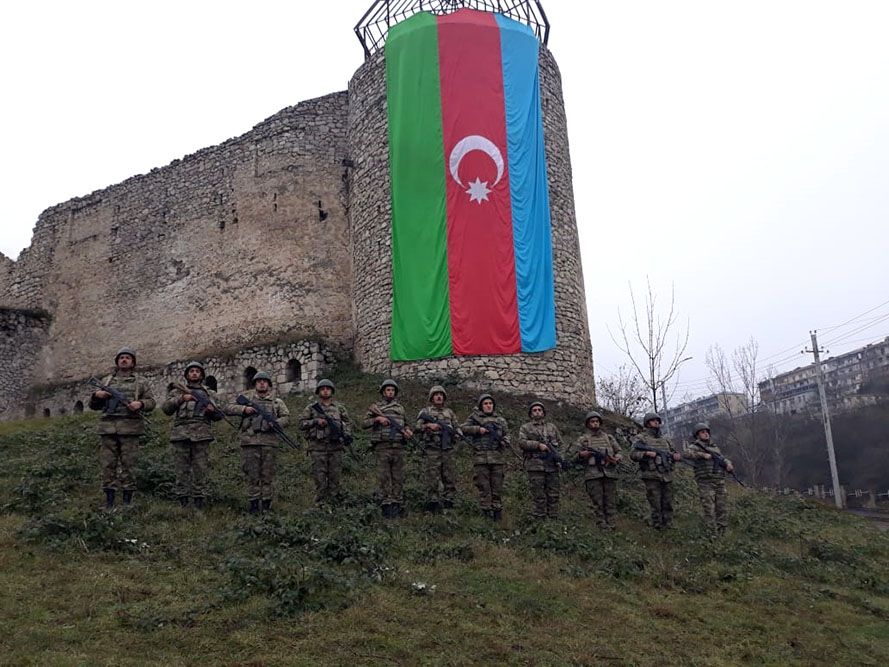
[{"x1": 0, "y1": 9, "x2": 595, "y2": 420}]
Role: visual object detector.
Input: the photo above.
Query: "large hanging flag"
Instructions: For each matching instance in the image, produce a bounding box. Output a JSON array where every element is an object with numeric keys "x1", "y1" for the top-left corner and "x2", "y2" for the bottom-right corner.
[{"x1": 387, "y1": 9, "x2": 556, "y2": 360}]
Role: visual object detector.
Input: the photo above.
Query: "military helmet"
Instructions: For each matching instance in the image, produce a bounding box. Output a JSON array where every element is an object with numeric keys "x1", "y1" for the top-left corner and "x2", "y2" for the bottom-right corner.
[
  {"x1": 115, "y1": 347, "x2": 137, "y2": 364},
  {"x1": 252, "y1": 371, "x2": 273, "y2": 385},
  {"x1": 428, "y1": 385, "x2": 447, "y2": 400},
  {"x1": 642, "y1": 412, "x2": 662, "y2": 427},
  {"x1": 477, "y1": 393, "x2": 495, "y2": 409},
  {"x1": 585, "y1": 410, "x2": 604, "y2": 425},
  {"x1": 315, "y1": 379, "x2": 336, "y2": 394},
  {"x1": 693, "y1": 422, "x2": 711, "y2": 438},
  {"x1": 183, "y1": 361, "x2": 205, "y2": 378},
  {"x1": 379, "y1": 378, "x2": 399, "y2": 395},
  {"x1": 528, "y1": 401, "x2": 546, "y2": 416}
]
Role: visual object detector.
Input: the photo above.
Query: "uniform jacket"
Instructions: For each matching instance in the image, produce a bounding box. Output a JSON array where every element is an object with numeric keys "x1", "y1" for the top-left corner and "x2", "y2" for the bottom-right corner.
[
  {"x1": 300, "y1": 400, "x2": 352, "y2": 452},
  {"x1": 461, "y1": 409, "x2": 510, "y2": 465},
  {"x1": 162, "y1": 383, "x2": 223, "y2": 442},
  {"x1": 630, "y1": 429, "x2": 677, "y2": 482},
  {"x1": 89, "y1": 372, "x2": 156, "y2": 436},
  {"x1": 684, "y1": 438, "x2": 731, "y2": 481},
  {"x1": 415, "y1": 405, "x2": 460, "y2": 450},
  {"x1": 518, "y1": 420, "x2": 563, "y2": 473},
  {"x1": 225, "y1": 389, "x2": 290, "y2": 447},
  {"x1": 362, "y1": 400, "x2": 409, "y2": 449},
  {"x1": 574, "y1": 431, "x2": 621, "y2": 480}
]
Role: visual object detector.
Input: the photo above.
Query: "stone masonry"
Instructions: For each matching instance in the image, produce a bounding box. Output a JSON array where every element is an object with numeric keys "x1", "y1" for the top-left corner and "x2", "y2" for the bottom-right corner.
[{"x1": 0, "y1": 309, "x2": 51, "y2": 418}]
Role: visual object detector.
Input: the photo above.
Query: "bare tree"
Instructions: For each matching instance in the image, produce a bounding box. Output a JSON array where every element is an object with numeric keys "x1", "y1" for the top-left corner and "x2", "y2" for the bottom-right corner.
[
  {"x1": 596, "y1": 364, "x2": 649, "y2": 420},
  {"x1": 609, "y1": 279, "x2": 690, "y2": 413}
]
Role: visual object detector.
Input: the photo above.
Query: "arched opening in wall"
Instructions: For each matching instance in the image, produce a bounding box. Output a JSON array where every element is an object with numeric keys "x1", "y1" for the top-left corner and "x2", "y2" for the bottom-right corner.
[
  {"x1": 205, "y1": 375, "x2": 218, "y2": 392},
  {"x1": 74, "y1": 401, "x2": 84, "y2": 413},
  {"x1": 286, "y1": 359, "x2": 302, "y2": 383},
  {"x1": 243, "y1": 367, "x2": 257, "y2": 389},
  {"x1": 42, "y1": 408, "x2": 51, "y2": 418},
  {"x1": 59, "y1": 407, "x2": 67, "y2": 416}
]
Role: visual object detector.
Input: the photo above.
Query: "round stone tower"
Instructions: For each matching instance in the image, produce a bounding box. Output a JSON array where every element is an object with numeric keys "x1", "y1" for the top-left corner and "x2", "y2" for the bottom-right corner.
[{"x1": 347, "y1": 1, "x2": 595, "y2": 404}]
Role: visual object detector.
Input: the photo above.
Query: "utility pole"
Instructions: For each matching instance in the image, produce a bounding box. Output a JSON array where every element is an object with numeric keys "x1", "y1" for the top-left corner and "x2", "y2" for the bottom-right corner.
[{"x1": 804, "y1": 330, "x2": 843, "y2": 508}]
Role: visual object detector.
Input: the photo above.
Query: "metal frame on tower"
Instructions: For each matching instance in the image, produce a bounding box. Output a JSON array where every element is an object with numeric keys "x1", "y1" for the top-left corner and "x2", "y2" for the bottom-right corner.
[{"x1": 354, "y1": 0, "x2": 550, "y2": 59}]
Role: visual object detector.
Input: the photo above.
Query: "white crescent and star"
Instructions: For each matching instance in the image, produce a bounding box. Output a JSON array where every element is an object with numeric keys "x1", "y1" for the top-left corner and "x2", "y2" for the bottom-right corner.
[{"x1": 448, "y1": 134, "x2": 504, "y2": 204}]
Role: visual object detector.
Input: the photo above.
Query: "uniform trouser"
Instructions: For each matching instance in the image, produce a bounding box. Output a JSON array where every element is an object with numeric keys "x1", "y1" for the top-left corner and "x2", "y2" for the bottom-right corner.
[
  {"x1": 696, "y1": 478, "x2": 728, "y2": 531},
  {"x1": 527, "y1": 470, "x2": 561, "y2": 518},
  {"x1": 643, "y1": 479, "x2": 673, "y2": 528},
  {"x1": 309, "y1": 449, "x2": 343, "y2": 503},
  {"x1": 474, "y1": 463, "x2": 505, "y2": 511},
  {"x1": 171, "y1": 439, "x2": 210, "y2": 498},
  {"x1": 375, "y1": 447, "x2": 405, "y2": 506},
  {"x1": 423, "y1": 448, "x2": 456, "y2": 502},
  {"x1": 242, "y1": 445, "x2": 277, "y2": 501},
  {"x1": 99, "y1": 434, "x2": 140, "y2": 491},
  {"x1": 586, "y1": 477, "x2": 618, "y2": 528}
]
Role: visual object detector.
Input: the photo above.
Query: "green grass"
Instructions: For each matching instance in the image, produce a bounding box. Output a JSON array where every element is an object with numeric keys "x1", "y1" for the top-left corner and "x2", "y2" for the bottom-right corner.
[{"x1": 1, "y1": 368, "x2": 887, "y2": 665}]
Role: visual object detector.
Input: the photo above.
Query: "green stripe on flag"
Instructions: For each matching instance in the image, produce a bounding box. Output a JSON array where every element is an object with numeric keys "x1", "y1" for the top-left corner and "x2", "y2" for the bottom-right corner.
[{"x1": 386, "y1": 13, "x2": 453, "y2": 360}]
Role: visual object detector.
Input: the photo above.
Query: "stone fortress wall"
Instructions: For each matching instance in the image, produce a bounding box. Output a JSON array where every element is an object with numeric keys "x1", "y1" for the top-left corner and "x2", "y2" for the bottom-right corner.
[
  {"x1": 348, "y1": 48, "x2": 596, "y2": 403},
  {"x1": 1, "y1": 32, "x2": 596, "y2": 419}
]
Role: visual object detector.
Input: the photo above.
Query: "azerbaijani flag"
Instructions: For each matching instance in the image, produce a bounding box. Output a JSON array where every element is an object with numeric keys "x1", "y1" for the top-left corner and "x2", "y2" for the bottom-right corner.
[{"x1": 386, "y1": 9, "x2": 556, "y2": 360}]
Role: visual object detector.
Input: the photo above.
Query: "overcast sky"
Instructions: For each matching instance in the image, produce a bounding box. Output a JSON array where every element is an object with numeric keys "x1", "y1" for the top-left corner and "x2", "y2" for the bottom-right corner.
[{"x1": 2, "y1": 1, "x2": 888, "y2": 403}]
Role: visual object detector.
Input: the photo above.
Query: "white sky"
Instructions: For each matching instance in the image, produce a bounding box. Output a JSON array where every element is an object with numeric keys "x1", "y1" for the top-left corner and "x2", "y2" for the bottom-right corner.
[{"x1": 2, "y1": 1, "x2": 888, "y2": 402}]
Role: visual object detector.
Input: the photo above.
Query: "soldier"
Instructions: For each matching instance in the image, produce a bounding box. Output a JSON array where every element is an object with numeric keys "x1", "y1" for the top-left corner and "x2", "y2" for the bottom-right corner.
[
  {"x1": 684, "y1": 422, "x2": 733, "y2": 535},
  {"x1": 362, "y1": 379, "x2": 413, "y2": 519},
  {"x1": 88, "y1": 347, "x2": 156, "y2": 509},
  {"x1": 461, "y1": 394, "x2": 510, "y2": 521},
  {"x1": 629, "y1": 412, "x2": 682, "y2": 529},
  {"x1": 299, "y1": 379, "x2": 352, "y2": 505},
  {"x1": 518, "y1": 401, "x2": 564, "y2": 520},
  {"x1": 416, "y1": 385, "x2": 461, "y2": 512},
  {"x1": 574, "y1": 411, "x2": 623, "y2": 529},
  {"x1": 161, "y1": 361, "x2": 224, "y2": 510},
  {"x1": 225, "y1": 371, "x2": 290, "y2": 513}
]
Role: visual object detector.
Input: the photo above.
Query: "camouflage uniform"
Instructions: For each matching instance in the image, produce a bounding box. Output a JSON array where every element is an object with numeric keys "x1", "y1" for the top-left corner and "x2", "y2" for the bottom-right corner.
[
  {"x1": 299, "y1": 397, "x2": 352, "y2": 504},
  {"x1": 88, "y1": 365, "x2": 156, "y2": 504},
  {"x1": 630, "y1": 419, "x2": 678, "y2": 529},
  {"x1": 684, "y1": 426, "x2": 731, "y2": 534},
  {"x1": 362, "y1": 382, "x2": 410, "y2": 517},
  {"x1": 415, "y1": 386, "x2": 461, "y2": 511},
  {"x1": 161, "y1": 372, "x2": 223, "y2": 506},
  {"x1": 226, "y1": 383, "x2": 290, "y2": 509},
  {"x1": 574, "y1": 424, "x2": 622, "y2": 529},
  {"x1": 518, "y1": 410, "x2": 563, "y2": 519},
  {"x1": 461, "y1": 395, "x2": 510, "y2": 519}
]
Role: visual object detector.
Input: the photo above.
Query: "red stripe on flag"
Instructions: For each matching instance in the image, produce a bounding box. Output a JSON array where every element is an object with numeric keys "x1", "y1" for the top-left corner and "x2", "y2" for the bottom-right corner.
[{"x1": 437, "y1": 11, "x2": 521, "y2": 355}]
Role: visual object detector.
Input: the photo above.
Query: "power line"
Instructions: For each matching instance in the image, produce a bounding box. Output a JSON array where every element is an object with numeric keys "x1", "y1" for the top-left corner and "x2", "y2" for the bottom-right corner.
[{"x1": 818, "y1": 297, "x2": 889, "y2": 334}]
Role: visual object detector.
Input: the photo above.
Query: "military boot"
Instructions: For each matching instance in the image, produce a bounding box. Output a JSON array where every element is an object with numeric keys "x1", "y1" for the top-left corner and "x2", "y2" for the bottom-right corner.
[
  {"x1": 396, "y1": 503, "x2": 406, "y2": 518},
  {"x1": 103, "y1": 488, "x2": 116, "y2": 510},
  {"x1": 122, "y1": 490, "x2": 134, "y2": 506},
  {"x1": 248, "y1": 499, "x2": 260, "y2": 514},
  {"x1": 482, "y1": 509, "x2": 493, "y2": 520},
  {"x1": 262, "y1": 499, "x2": 272, "y2": 512},
  {"x1": 193, "y1": 497, "x2": 205, "y2": 510},
  {"x1": 492, "y1": 509, "x2": 503, "y2": 522},
  {"x1": 442, "y1": 499, "x2": 454, "y2": 510},
  {"x1": 178, "y1": 496, "x2": 189, "y2": 508},
  {"x1": 382, "y1": 504, "x2": 395, "y2": 519},
  {"x1": 425, "y1": 500, "x2": 441, "y2": 514}
]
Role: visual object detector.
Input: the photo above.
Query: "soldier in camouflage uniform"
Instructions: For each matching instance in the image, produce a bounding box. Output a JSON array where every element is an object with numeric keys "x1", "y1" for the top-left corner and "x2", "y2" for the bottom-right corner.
[
  {"x1": 161, "y1": 361, "x2": 224, "y2": 510},
  {"x1": 299, "y1": 379, "x2": 352, "y2": 505},
  {"x1": 362, "y1": 379, "x2": 413, "y2": 519},
  {"x1": 573, "y1": 411, "x2": 623, "y2": 529},
  {"x1": 684, "y1": 423, "x2": 733, "y2": 535},
  {"x1": 88, "y1": 347, "x2": 156, "y2": 508},
  {"x1": 630, "y1": 412, "x2": 682, "y2": 529},
  {"x1": 518, "y1": 401, "x2": 564, "y2": 519},
  {"x1": 416, "y1": 385, "x2": 462, "y2": 512},
  {"x1": 225, "y1": 371, "x2": 290, "y2": 513},
  {"x1": 461, "y1": 394, "x2": 510, "y2": 521}
]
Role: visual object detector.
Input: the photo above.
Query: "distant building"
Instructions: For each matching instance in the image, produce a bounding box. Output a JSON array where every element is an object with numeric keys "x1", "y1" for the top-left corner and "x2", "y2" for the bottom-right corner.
[
  {"x1": 663, "y1": 392, "x2": 749, "y2": 440},
  {"x1": 759, "y1": 336, "x2": 889, "y2": 415}
]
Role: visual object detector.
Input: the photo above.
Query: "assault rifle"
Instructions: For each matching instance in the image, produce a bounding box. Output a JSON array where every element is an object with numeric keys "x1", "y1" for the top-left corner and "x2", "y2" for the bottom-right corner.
[
  {"x1": 632, "y1": 443, "x2": 693, "y2": 469},
  {"x1": 235, "y1": 394, "x2": 300, "y2": 450},
  {"x1": 310, "y1": 402, "x2": 353, "y2": 447},
  {"x1": 369, "y1": 405, "x2": 416, "y2": 446},
  {"x1": 468, "y1": 417, "x2": 505, "y2": 448},
  {"x1": 533, "y1": 434, "x2": 566, "y2": 467},
  {"x1": 417, "y1": 411, "x2": 459, "y2": 449},
  {"x1": 691, "y1": 442, "x2": 746, "y2": 486},
  {"x1": 173, "y1": 383, "x2": 236, "y2": 429},
  {"x1": 582, "y1": 447, "x2": 619, "y2": 470},
  {"x1": 87, "y1": 377, "x2": 152, "y2": 425}
]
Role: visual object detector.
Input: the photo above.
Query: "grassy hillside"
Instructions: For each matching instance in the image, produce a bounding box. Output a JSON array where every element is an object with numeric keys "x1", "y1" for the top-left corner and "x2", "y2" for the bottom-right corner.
[{"x1": 1, "y1": 367, "x2": 888, "y2": 666}]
